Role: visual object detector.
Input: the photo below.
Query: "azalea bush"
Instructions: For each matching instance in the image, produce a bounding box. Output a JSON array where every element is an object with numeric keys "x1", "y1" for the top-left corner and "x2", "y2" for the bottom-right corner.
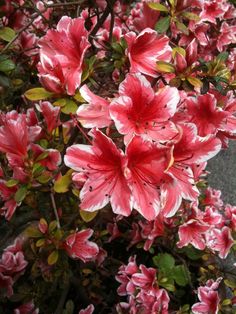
[{"x1": 1, "y1": 0, "x2": 236, "y2": 313}]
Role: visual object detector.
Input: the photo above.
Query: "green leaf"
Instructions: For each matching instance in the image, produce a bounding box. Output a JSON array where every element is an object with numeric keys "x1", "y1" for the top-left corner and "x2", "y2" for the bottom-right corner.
[
  {"x1": 25, "y1": 226, "x2": 42, "y2": 238},
  {"x1": 14, "y1": 186, "x2": 27, "y2": 203},
  {"x1": 73, "y1": 92, "x2": 84, "y2": 102},
  {"x1": 54, "y1": 98, "x2": 78, "y2": 114},
  {"x1": 35, "y1": 151, "x2": 49, "y2": 162},
  {"x1": 181, "y1": 12, "x2": 201, "y2": 21},
  {"x1": 32, "y1": 163, "x2": 45, "y2": 176},
  {"x1": 36, "y1": 238, "x2": 46, "y2": 247},
  {"x1": 49, "y1": 220, "x2": 58, "y2": 233},
  {"x1": 169, "y1": 0, "x2": 176, "y2": 7},
  {"x1": 0, "y1": 59, "x2": 15, "y2": 72},
  {"x1": 24, "y1": 88, "x2": 53, "y2": 101},
  {"x1": 148, "y1": 3, "x2": 169, "y2": 12},
  {"x1": 156, "y1": 61, "x2": 175, "y2": 73},
  {"x1": 155, "y1": 16, "x2": 170, "y2": 34},
  {"x1": 173, "y1": 265, "x2": 189, "y2": 286},
  {"x1": 216, "y1": 52, "x2": 229, "y2": 62},
  {"x1": 54, "y1": 170, "x2": 73, "y2": 193},
  {"x1": 0, "y1": 27, "x2": 16, "y2": 42},
  {"x1": 224, "y1": 279, "x2": 236, "y2": 289},
  {"x1": 63, "y1": 300, "x2": 74, "y2": 314},
  {"x1": 80, "y1": 210, "x2": 98, "y2": 222},
  {"x1": 36, "y1": 173, "x2": 51, "y2": 184},
  {"x1": 0, "y1": 74, "x2": 10, "y2": 87},
  {"x1": 176, "y1": 21, "x2": 189, "y2": 35},
  {"x1": 221, "y1": 299, "x2": 232, "y2": 306},
  {"x1": 187, "y1": 76, "x2": 203, "y2": 88},
  {"x1": 182, "y1": 246, "x2": 203, "y2": 260},
  {"x1": 61, "y1": 100, "x2": 78, "y2": 114},
  {"x1": 172, "y1": 47, "x2": 186, "y2": 58},
  {"x1": 162, "y1": 283, "x2": 176, "y2": 291},
  {"x1": 5, "y1": 179, "x2": 18, "y2": 187},
  {"x1": 153, "y1": 253, "x2": 175, "y2": 271},
  {"x1": 48, "y1": 250, "x2": 59, "y2": 265}
]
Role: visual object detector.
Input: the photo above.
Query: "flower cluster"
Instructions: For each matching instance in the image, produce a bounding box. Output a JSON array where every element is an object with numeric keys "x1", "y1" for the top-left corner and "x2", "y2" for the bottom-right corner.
[
  {"x1": 116, "y1": 256, "x2": 169, "y2": 313},
  {"x1": 0, "y1": 0, "x2": 236, "y2": 313}
]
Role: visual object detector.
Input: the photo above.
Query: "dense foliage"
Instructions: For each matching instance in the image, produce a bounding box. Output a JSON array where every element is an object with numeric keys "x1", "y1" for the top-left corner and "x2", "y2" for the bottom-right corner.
[{"x1": 0, "y1": 0, "x2": 236, "y2": 313}]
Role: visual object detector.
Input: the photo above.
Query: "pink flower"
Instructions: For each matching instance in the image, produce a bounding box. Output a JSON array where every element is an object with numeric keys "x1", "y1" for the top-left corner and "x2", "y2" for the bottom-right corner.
[
  {"x1": 107, "y1": 222, "x2": 121, "y2": 242},
  {"x1": 131, "y1": 2, "x2": 160, "y2": 32},
  {"x1": 126, "y1": 136, "x2": 171, "y2": 220},
  {"x1": 192, "y1": 279, "x2": 221, "y2": 314},
  {"x1": 172, "y1": 123, "x2": 222, "y2": 165},
  {"x1": 110, "y1": 74, "x2": 179, "y2": 144},
  {"x1": 131, "y1": 265, "x2": 156, "y2": 290},
  {"x1": 179, "y1": 22, "x2": 209, "y2": 47},
  {"x1": 216, "y1": 22, "x2": 236, "y2": 52},
  {"x1": 36, "y1": 101, "x2": 60, "y2": 133},
  {"x1": 116, "y1": 256, "x2": 138, "y2": 296},
  {"x1": 14, "y1": 301, "x2": 39, "y2": 314},
  {"x1": 177, "y1": 219, "x2": 209, "y2": 250},
  {"x1": 139, "y1": 218, "x2": 164, "y2": 251},
  {"x1": 64, "y1": 129, "x2": 132, "y2": 216},
  {"x1": 225, "y1": 204, "x2": 236, "y2": 230},
  {"x1": 64, "y1": 229, "x2": 99, "y2": 262},
  {"x1": 38, "y1": 16, "x2": 90, "y2": 95},
  {"x1": 137, "y1": 287, "x2": 170, "y2": 314},
  {"x1": 185, "y1": 93, "x2": 236, "y2": 137},
  {"x1": 174, "y1": 39, "x2": 198, "y2": 72},
  {"x1": 0, "y1": 113, "x2": 28, "y2": 160},
  {"x1": 160, "y1": 123, "x2": 221, "y2": 217},
  {"x1": 0, "y1": 180, "x2": 18, "y2": 220},
  {"x1": 200, "y1": 0, "x2": 225, "y2": 24},
  {"x1": 202, "y1": 187, "x2": 223, "y2": 208},
  {"x1": 78, "y1": 304, "x2": 94, "y2": 314},
  {"x1": 31, "y1": 144, "x2": 61, "y2": 171},
  {"x1": 0, "y1": 239, "x2": 28, "y2": 297},
  {"x1": 125, "y1": 28, "x2": 172, "y2": 77},
  {"x1": 202, "y1": 206, "x2": 223, "y2": 227},
  {"x1": 77, "y1": 85, "x2": 111, "y2": 128},
  {"x1": 206, "y1": 226, "x2": 234, "y2": 259}
]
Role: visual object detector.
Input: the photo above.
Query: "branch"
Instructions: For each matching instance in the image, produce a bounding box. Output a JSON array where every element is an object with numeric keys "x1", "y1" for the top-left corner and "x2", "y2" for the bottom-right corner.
[
  {"x1": 0, "y1": 14, "x2": 39, "y2": 54},
  {"x1": 89, "y1": 0, "x2": 116, "y2": 39},
  {"x1": 50, "y1": 191, "x2": 61, "y2": 229},
  {"x1": 54, "y1": 282, "x2": 70, "y2": 314}
]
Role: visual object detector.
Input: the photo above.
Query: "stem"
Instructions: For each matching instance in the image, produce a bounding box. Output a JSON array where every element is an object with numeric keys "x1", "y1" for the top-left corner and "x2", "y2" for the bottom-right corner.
[
  {"x1": 89, "y1": 0, "x2": 116, "y2": 39},
  {"x1": 54, "y1": 282, "x2": 70, "y2": 314},
  {"x1": 0, "y1": 14, "x2": 39, "y2": 54},
  {"x1": 109, "y1": 9, "x2": 115, "y2": 43},
  {"x1": 50, "y1": 192, "x2": 61, "y2": 229},
  {"x1": 46, "y1": 1, "x2": 84, "y2": 8},
  {"x1": 71, "y1": 115, "x2": 93, "y2": 145}
]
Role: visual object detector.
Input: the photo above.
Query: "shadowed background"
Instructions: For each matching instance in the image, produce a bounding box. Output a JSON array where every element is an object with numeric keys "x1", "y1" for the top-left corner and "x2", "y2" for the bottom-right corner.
[{"x1": 207, "y1": 141, "x2": 236, "y2": 205}]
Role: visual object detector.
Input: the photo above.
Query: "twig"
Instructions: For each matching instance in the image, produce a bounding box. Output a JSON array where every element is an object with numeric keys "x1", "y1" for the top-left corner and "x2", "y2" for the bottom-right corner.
[
  {"x1": 0, "y1": 14, "x2": 39, "y2": 54},
  {"x1": 71, "y1": 115, "x2": 93, "y2": 145},
  {"x1": 54, "y1": 282, "x2": 70, "y2": 314},
  {"x1": 46, "y1": 1, "x2": 84, "y2": 8},
  {"x1": 89, "y1": 0, "x2": 116, "y2": 39},
  {"x1": 50, "y1": 191, "x2": 61, "y2": 229},
  {"x1": 109, "y1": 9, "x2": 115, "y2": 43}
]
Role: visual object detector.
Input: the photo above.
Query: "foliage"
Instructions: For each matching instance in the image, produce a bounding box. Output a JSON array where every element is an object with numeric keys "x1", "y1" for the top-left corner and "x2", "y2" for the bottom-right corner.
[{"x1": 0, "y1": 0, "x2": 236, "y2": 313}]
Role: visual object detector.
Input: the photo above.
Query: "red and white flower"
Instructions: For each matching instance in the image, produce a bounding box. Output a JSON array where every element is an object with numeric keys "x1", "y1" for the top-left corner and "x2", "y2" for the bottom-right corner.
[
  {"x1": 64, "y1": 229, "x2": 99, "y2": 262},
  {"x1": 125, "y1": 28, "x2": 172, "y2": 77},
  {"x1": 64, "y1": 129, "x2": 132, "y2": 216},
  {"x1": 77, "y1": 85, "x2": 111, "y2": 128},
  {"x1": 38, "y1": 16, "x2": 90, "y2": 95},
  {"x1": 110, "y1": 74, "x2": 179, "y2": 144}
]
